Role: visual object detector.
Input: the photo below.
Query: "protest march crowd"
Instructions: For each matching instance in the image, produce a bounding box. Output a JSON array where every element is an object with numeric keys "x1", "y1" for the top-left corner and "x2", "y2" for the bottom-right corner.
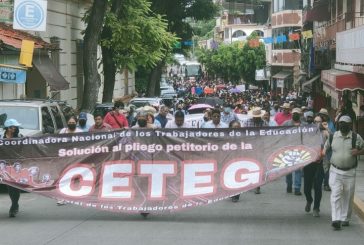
[{"x1": 1, "y1": 75, "x2": 364, "y2": 231}]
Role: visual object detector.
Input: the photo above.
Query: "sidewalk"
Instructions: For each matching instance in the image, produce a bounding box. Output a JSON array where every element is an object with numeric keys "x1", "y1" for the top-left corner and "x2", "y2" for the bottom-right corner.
[{"x1": 354, "y1": 157, "x2": 364, "y2": 219}]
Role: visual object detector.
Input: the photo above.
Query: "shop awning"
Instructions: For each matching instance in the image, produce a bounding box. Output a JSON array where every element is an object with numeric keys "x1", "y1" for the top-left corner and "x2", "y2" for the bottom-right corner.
[
  {"x1": 304, "y1": 0, "x2": 330, "y2": 22},
  {"x1": 321, "y1": 69, "x2": 364, "y2": 91},
  {"x1": 0, "y1": 23, "x2": 54, "y2": 49},
  {"x1": 272, "y1": 70, "x2": 292, "y2": 80},
  {"x1": 302, "y1": 74, "x2": 320, "y2": 87},
  {"x1": 33, "y1": 55, "x2": 69, "y2": 91}
]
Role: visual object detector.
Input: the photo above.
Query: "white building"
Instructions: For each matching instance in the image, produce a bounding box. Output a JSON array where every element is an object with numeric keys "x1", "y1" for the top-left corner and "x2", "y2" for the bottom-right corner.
[{"x1": 0, "y1": 0, "x2": 134, "y2": 109}]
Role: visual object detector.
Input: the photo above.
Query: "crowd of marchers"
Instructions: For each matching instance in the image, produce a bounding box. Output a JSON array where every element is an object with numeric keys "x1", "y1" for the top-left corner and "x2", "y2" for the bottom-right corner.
[{"x1": 1, "y1": 76, "x2": 364, "y2": 231}]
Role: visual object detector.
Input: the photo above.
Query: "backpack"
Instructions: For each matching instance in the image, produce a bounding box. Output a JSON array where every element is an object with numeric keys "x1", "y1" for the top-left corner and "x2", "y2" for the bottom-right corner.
[{"x1": 328, "y1": 132, "x2": 358, "y2": 168}]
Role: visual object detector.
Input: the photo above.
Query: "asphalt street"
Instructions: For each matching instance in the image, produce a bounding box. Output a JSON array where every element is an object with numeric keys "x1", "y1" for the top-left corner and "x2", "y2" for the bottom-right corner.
[{"x1": 1, "y1": 178, "x2": 364, "y2": 245}]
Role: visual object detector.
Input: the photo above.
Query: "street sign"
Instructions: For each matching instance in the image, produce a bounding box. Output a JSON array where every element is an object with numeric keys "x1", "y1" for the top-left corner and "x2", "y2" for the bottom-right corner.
[
  {"x1": 0, "y1": 65, "x2": 27, "y2": 84},
  {"x1": 13, "y1": 0, "x2": 47, "y2": 31},
  {"x1": 277, "y1": 79, "x2": 284, "y2": 88}
]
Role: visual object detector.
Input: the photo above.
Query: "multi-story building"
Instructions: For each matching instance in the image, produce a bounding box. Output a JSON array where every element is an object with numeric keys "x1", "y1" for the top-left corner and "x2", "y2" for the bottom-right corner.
[
  {"x1": 270, "y1": 0, "x2": 311, "y2": 95},
  {"x1": 306, "y1": 0, "x2": 364, "y2": 116},
  {"x1": 0, "y1": 0, "x2": 134, "y2": 109},
  {"x1": 214, "y1": 0, "x2": 271, "y2": 44}
]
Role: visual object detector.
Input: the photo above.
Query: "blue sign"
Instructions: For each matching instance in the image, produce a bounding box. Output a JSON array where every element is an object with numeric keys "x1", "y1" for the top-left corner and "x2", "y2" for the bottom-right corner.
[
  {"x1": 0, "y1": 66, "x2": 27, "y2": 84},
  {"x1": 13, "y1": 0, "x2": 47, "y2": 31}
]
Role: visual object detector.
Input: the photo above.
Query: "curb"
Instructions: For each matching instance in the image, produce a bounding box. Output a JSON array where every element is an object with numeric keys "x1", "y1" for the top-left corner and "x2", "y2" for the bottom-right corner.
[{"x1": 354, "y1": 195, "x2": 364, "y2": 220}]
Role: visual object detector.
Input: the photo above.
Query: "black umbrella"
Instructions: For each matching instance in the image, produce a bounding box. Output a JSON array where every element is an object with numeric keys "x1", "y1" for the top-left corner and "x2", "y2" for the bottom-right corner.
[{"x1": 196, "y1": 97, "x2": 224, "y2": 107}]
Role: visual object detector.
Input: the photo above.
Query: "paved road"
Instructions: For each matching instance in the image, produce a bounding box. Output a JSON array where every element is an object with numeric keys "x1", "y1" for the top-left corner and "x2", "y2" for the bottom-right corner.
[{"x1": 1, "y1": 178, "x2": 364, "y2": 245}]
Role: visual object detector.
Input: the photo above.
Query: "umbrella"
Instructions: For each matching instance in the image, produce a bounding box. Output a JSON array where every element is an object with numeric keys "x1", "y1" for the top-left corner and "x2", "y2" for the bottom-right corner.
[
  {"x1": 216, "y1": 84, "x2": 226, "y2": 89},
  {"x1": 196, "y1": 97, "x2": 224, "y2": 107},
  {"x1": 229, "y1": 88, "x2": 241, "y2": 93},
  {"x1": 188, "y1": 104, "x2": 213, "y2": 111}
]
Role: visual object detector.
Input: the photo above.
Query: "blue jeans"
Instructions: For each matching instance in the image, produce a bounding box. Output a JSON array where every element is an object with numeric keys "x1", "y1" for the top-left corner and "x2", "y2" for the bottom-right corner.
[{"x1": 286, "y1": 169, "x2": 302, "y2": 192}]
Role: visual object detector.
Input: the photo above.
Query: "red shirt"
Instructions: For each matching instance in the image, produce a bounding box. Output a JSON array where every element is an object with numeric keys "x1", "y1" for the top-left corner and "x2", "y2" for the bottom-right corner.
[
  {"x1": 104, "y1": 112, "x2": 129, "y2": 129},
  {"x1": 274, "y1": 112, "x2": 292, "y2": 126}
]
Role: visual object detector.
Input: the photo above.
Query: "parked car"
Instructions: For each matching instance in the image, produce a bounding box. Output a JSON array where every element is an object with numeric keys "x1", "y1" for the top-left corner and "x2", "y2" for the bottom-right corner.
[
  {"x1": 0, "y1": 99, "x2": 68, "y2": 136},
  {"x1": 92, "y1": 103, "x2": 114, "y2": 117},
  {"x1": 128, "y1": 97, "x2": 163, "y2": 110}
]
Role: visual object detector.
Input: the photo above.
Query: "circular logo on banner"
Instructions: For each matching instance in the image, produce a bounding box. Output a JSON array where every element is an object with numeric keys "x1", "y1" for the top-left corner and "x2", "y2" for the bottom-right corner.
[{"x1": 15, "y1": 1, "x2": 45, "y2": 29}]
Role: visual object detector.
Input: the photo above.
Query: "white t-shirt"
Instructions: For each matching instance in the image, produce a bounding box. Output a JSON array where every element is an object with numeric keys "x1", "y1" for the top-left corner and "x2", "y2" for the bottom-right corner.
[{"x1": 59, "y1": 127, "x2": 83, "y2": 134}]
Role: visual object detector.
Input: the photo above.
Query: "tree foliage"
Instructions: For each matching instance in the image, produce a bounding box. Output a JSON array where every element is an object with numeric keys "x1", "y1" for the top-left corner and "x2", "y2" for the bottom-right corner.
[
  {"x1": 197, "y1": 34, "x2": 266, "y2": 85},
  {"x1": 82, "y1": 0, "x2": 177, "y2": 104},
  {"x1": 101, "y1": 0, "x2": 176, "y2": 72}
]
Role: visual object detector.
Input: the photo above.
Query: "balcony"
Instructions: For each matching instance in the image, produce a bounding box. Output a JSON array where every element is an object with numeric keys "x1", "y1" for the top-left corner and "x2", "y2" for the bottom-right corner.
[
  {"x1": 271, "y1": 10, "x2": 303, "y2": 28},
  {"x1": 271, "y1": 49, "x2": 301, "y2": 67},
  {"x1": 314, "y1": 12, "x2": 364, "y2": 49}
]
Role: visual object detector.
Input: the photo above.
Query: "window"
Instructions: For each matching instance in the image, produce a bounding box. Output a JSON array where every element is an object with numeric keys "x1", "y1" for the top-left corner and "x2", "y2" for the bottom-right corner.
[
  {"x1": 273, "y1": 0, "x2": 303, "y2": 12},
  {"x1": 0, "y1": 106, "x2": 39, "y2": 130},
  {"x1": 361, "y1": 0, "x2": 364, "y2": 16}
]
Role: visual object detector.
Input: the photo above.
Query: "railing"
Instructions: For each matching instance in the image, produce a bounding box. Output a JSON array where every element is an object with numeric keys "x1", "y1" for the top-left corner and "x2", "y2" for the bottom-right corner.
[{"x1": 314, "y1": 12, "x2": 364, "y2": 47}]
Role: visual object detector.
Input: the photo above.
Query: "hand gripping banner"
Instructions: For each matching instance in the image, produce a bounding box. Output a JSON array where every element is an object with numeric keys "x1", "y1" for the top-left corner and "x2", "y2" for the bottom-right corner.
[{"x1": 0, "y1": 126, "x2": 321, "y2": 213}]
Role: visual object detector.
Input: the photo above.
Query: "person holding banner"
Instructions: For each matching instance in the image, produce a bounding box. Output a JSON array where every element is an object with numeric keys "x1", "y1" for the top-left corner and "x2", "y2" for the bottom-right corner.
[
  {"x1": 57, "y1": 116, "x2": 83, "y2": 205},
  {"x1": 2, "y1": 118, "x2": 23, "y2": 217},
  {"x1": 243, "y1": 107, "x2": 267, "y2": 194},
  {"x1": 229, "y1": 120, "x2": 243, "y2": 202},
  {"x1": 303, "y1": 115, "x2": 327, "y2": 217},
  {"x1": 282, "y1": 108, "x2": 307, "y2": 195}
]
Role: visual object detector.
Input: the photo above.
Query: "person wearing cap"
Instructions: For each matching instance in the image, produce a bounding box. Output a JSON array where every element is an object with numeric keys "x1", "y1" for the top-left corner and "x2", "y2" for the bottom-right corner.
[
  {"x1": 77, "y1": 112, "x2": 90, "y2": 132},
  {"x1": 304, "y1": 111, "x2": 314, "y2": 124},
  {"x1": 282, "y1": 108, "x2": 307, "y2": 195},
  {"x1": 335, "y1": 100, "x2": 357, "y2": 132},
  {"x1": 323, "y1": 115, "x2": 364, "y2": 230},
  {"x1": 103, "y1": 101, "x2": 129, "y2": 129},
  {"x1": 274, "y1": 103, "x2": 292, "y2": 126},
  {"x1": 1, "y1": 119, "x2": 23, "y2": 217},
  {"x1": 318, "y1": 108, "x2": 335, "y2": 133}
]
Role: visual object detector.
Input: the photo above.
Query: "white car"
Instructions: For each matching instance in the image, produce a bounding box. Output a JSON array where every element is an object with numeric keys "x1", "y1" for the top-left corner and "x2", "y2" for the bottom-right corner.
[
  {"x1": 0, "y1": 99, "x2": 67, "y2": 136},
  {"x1": 128, "y1": 97, "x2": 163, "y2": 109}
]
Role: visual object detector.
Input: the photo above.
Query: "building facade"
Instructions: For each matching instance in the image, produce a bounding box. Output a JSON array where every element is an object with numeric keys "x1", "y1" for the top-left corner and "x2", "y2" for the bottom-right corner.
[
  {"x1": 0, "y1": 0, "x2": 135, "y2": 109},
  {"x1": 214, "y1": 0, "x2": 271, "y2": 44},
  {"x1": 269, "y1": 0, "x2": 310, "y2": 94},
  {"x1": 306, "y1": 0, "x2": 364, "y2": 114}
]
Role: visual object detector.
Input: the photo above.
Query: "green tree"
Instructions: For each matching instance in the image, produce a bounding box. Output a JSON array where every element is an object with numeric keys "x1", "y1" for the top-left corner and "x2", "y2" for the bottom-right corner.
[
  {"x1": 81, "y1": 0, "x2": 176, "y2": 110},
  {"x1": 197, "y1": 34, "x2": 266, "y2": 84},
  {"x1": 81, "y1": 0, "x2": 108, "y2": 112},
  {"x1": 143, "y1": 0, "x2": 218, "y2": 96},
  {"x1": 239, "y1": 35, "x2": 266, "y2": 86},
  {"x1": 100, "y1": 0, "x2": 176, "y2": 102}
]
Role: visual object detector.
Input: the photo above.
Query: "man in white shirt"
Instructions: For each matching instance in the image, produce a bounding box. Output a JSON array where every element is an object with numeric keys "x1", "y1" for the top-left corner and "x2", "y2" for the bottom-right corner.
[
  {"x1": 165, "y1": 110, "x2": 191, "y2": 128},
  {"x1": 201, "y1": 108, "x2": 228, "y2": 128}
]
